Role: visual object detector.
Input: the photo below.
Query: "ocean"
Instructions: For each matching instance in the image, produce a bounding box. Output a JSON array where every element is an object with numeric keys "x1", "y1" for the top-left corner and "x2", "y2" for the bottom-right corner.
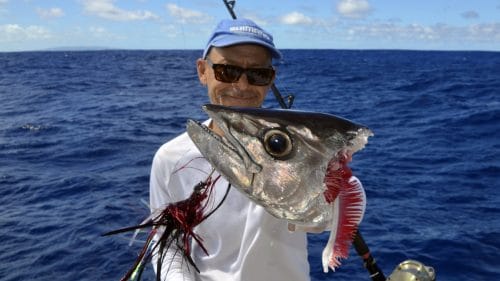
[{"x1": 0, "y1": 49, "x2": 499, "y2": 280}]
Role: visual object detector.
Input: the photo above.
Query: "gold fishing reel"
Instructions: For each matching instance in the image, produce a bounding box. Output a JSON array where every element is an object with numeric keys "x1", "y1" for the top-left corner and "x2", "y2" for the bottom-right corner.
[{"x1": 386, "y1": 260, "x2": 436, "y2": 281}]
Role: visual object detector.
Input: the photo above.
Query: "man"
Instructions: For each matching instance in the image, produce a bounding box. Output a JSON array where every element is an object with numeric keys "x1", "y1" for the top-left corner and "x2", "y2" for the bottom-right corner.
[{"x1": 149, "y1": 18, "x2": 310, "y2": 280}]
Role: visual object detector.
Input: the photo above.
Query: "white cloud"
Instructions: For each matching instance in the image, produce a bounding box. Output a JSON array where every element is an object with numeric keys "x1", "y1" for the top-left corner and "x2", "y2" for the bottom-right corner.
[
  {"x1": 0, "y1": 24, "x2": 52, "y2": 42},
  {"x1": 461, "y1": 10, "x2": 479, "y2": 19},
  {"x1": 161, "y1": 24, "x2": 181, "y2": 38},
  {"x1": 347, "y1": 22, "x2": 443, "y2": 41},
  {"x1": 89, "y1": 26, "x2": 107, "y2": 37},
  {"x1": 166, "y1": 3, "x2": 211, "y2": 24},
  {"x1": 82, "y1": 0, "x2": 159, "y2": 21},
  {"x1": 280, "y1": 12, "x2": 313, "y2": 25},
  {"x1": 337, "y1": 0, "x2": 372, "y2": 19},
  {"x1": 240, "y1": 13, "x2": 269, "y2": 27},
  {"x1": 88, "y1": 26, "x2": 123, "y2": 39},
  {"x1": 466, "y1": 23, "x2": 500, "y2": 42},
  {"x1": 0, "y1": 0, "x2": 8, "y2": 5},
  {"x1": 343, "y1": 21, "x2": 500, "y2": 46},
  {"x1": 36, "y1": 7, "x2": 65, "y2": 19}
]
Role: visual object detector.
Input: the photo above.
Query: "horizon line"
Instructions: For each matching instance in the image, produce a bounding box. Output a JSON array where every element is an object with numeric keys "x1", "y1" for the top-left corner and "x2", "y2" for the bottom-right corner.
[{"x1": 1, "y1": 46, "x2": 499, "y2": 53}]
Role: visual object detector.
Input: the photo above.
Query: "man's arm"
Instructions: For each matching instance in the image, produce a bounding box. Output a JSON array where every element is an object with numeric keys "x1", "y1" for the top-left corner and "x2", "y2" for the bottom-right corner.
[
  {"x1": 149, "y1": 148, "x2": 198, "y2": 281},
  {"x1": 150, "y1": 236, "x2": 197, "y2": 281}
]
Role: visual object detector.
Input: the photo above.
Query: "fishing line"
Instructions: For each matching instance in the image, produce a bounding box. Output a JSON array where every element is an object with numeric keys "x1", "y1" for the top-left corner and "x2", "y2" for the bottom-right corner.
[{"x1": 202, "y1": 182, "x2": 231, "y2": 221}]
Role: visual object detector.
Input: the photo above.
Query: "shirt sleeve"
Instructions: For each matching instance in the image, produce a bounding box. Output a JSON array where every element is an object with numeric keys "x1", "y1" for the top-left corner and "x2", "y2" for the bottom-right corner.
[
  {"x1": 150, "y1": 240, "x2": 197, "y2": 281},
  {"x1": 149, "y1": 143, "x2": 198, "y2": 281}
]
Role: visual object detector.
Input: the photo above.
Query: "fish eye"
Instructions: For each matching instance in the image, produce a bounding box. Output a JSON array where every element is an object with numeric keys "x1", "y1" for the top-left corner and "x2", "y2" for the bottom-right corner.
[{"x1": 263, "y1": 129, "x2": 293, "y2": 159}]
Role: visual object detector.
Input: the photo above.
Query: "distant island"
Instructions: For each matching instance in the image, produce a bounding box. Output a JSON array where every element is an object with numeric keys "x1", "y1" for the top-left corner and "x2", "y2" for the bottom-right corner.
[{"x1": 42, "y1": 46, "x2": 116, "y2": 51}]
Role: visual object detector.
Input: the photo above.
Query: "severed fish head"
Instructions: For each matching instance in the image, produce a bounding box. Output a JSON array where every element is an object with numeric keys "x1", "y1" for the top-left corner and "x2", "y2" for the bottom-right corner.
[{"x1": 186, "y1": 104, "x2": 373, "y2": 228}]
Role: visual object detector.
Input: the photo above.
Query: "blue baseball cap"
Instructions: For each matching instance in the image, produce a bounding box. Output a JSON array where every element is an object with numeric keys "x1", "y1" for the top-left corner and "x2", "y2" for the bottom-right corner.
[{"x1": 203, "y1": 18, "x2": 282, "y2": 60}]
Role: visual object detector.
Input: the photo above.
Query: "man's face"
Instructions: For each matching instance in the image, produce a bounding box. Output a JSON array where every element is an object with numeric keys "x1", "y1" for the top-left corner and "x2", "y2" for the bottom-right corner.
[{"x1": 197, "y1": 44, "x2": 274, "y2": 108}]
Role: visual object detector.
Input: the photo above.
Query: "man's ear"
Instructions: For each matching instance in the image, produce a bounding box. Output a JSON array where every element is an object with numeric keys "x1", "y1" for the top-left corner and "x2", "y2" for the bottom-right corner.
[{"x1": 196, "y1": 58, "x2": 207, "y2": 85}]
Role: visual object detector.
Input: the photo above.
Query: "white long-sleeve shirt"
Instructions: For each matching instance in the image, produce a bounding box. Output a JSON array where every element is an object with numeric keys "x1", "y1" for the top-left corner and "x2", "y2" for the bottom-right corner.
[{"x1": 149, "y1": 129, "x2": 311, "y2": 281}]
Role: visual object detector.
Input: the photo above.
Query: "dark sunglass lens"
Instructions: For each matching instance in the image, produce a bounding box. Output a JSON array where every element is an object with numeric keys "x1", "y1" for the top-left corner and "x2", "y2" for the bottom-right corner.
[
  {"x1": 247, "y1": 68, "x2": 274, "y2": 86},
  {"x1": 213, "y1": 64, "x2": 241, "y2": 83},
  {"x1": 222, "y1": 65, "x2": 242, "y2": 82},
  {"x1": 213, "y1": 65, "x2": 228, "y2": 82}
]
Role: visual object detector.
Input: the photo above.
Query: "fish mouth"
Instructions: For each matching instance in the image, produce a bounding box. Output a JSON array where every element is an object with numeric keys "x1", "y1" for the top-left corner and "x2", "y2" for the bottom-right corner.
[
  {"x1": 186, "y1": 104, "x2": 262, "y2": 175},
  {"x1": 186, "y1": 119, "x2": 236, "y2": 154}
]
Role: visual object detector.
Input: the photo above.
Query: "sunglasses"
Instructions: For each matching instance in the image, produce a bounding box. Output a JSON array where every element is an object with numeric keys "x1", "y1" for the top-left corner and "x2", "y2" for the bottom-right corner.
[{"x1": 206, "y1": 58, "x2": 275, "y2": 86}]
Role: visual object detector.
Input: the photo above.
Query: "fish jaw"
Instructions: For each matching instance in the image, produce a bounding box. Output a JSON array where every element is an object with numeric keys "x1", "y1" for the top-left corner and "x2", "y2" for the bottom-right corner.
[
  {"x1": 186, "y1": 118, "x2": 259, "y2": 190},
  {"x1": 187, "y1": 104, "x2": 373, "y2": 227}
]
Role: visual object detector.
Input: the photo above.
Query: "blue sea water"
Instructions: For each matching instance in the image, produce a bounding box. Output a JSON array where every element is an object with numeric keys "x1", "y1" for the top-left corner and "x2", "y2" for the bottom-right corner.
[{"x1": 0, "y1": 49, "x2": 499, "y2": 281}]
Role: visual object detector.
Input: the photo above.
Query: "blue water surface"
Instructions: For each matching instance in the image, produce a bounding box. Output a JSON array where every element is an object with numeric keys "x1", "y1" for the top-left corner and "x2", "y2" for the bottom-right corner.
[{"x1": 0, "y1": 50, "x2": 499, "y2": 280}]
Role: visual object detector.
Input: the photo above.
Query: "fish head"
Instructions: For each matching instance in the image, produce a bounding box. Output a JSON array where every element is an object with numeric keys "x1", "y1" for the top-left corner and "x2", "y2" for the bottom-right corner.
[{"x1": 187, "y1": 104, "x2": 373, "y2": 226}]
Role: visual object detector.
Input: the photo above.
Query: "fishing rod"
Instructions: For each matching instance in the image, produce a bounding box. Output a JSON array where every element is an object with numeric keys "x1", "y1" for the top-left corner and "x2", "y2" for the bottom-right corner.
[
  {"x1": 221, "y1": 1, "x2": 436, "y2": 281},
  {"x1": 353, "y1": 230, "x2": 386, "y2": 281},
  {"x1": 221, "y1": 0, "x2": 384, "y2": 279}
]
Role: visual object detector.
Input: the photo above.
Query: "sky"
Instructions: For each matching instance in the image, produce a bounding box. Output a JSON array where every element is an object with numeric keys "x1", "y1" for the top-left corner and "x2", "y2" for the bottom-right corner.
[{"x1": 1, "y1": 0, "x2": 499, "y2": 52}]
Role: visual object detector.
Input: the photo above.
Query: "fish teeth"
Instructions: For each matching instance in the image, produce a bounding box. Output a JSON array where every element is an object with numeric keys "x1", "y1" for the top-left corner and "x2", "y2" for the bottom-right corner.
[{"x1": 196, "y1": 121, "x2": 238, "y2": 154}]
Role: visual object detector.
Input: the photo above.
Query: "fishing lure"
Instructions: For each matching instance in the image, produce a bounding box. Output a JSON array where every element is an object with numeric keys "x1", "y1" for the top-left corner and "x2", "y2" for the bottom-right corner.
[{"x1": 103, "y1": 169, "x2": 230, "y2": 281}]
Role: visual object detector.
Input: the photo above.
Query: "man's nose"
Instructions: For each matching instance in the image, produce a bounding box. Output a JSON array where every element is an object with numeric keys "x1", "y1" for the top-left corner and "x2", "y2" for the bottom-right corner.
[{"x1": 233, "y1": 72, "x2": 250, "y2": 90}]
